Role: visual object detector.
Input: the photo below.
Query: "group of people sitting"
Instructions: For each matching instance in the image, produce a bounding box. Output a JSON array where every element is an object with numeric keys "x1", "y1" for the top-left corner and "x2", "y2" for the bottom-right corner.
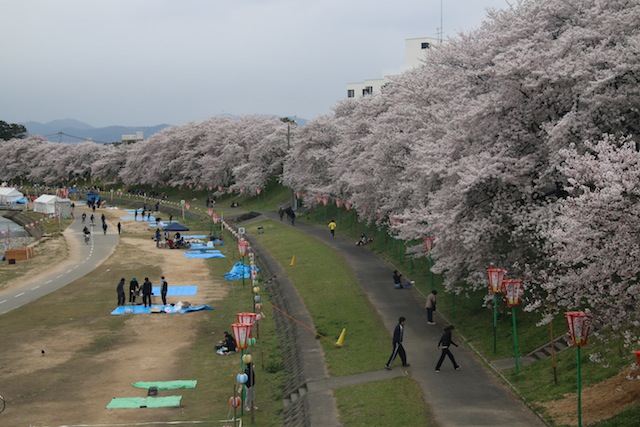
[{"x1": 215, "y1": 331, "x2": 237, "y2": 355}]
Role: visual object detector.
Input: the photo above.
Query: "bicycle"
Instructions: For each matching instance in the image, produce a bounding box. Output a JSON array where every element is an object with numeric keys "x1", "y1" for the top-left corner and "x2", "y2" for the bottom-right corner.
[{"x1": 0, "y1": 393, "x2": 6, "y2": 414}]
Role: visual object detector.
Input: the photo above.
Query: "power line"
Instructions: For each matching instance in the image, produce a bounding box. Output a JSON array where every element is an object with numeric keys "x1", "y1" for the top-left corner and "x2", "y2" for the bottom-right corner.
[{"x1": 42, "y1": 131, "x2": 112, "y2": 144}]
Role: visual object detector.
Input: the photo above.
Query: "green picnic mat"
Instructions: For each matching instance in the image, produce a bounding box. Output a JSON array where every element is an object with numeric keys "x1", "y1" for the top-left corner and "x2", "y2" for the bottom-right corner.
[
  {"x1": 131, "y1": 380, "x2": 197, "y2": 390},
  {"x1": 106, "y1": 396, "x2": 182, "y2": 409}
]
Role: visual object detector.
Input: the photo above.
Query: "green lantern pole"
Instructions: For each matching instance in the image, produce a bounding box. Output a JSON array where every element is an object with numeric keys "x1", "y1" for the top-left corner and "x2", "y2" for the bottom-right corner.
[
  {"x1": 565, "y1": 311, "x2": 593, "y2": 427},
  {"x1": 238, "y1": 240, "x2": 249, "y2": 288},
  {"x1": 504, "y1": 278, "x2": 523, "y2": 374},
  {"x1": 487, "y1": 267, "x2": 506, "y2": 354}
]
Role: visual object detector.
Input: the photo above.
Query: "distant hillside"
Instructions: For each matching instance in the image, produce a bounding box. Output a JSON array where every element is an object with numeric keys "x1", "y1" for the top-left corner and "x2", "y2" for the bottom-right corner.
[
  {"x1": 22, "y1": 120, "x2": 172, "y2": 144},
  {"x1": 22, "y1": 115, "x2": 307, "y2": 144}
]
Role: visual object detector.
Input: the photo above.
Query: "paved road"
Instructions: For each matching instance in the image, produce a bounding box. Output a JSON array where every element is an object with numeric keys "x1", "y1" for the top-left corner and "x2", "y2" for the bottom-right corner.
[
  {"x1": 265, "y1": 212, "x2": 547, "y2": 427},
  {"x1": 0, "y1": 216, "x2": 118, "y2": 315}
]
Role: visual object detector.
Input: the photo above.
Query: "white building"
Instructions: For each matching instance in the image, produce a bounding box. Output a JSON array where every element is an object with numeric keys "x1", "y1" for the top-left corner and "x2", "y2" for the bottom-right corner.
[
  {"x1": 346, "y1": 37, "x2": 440, "y2": 99},
  {"x1": 121, "y1": 131, "x2": 144, "y2": 143}
]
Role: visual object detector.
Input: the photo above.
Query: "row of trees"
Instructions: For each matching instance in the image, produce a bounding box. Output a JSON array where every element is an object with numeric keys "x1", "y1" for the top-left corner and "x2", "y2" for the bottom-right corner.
[{"x1": 1, "y1": 0, "x2": 638, "y2": 353}]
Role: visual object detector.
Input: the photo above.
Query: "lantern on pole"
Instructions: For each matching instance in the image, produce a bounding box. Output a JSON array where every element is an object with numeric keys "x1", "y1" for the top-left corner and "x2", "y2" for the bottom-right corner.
[
  {"x1": 231, "y1": 322, "x2": 253, "y2": 350},
  {"x1": 565, "y1": 311, "x2": 593, "y2": 427},
  {"x1": 237, "y1": 312, "x2": 257, "y2": 327},
  {"x1": 487, "y1": 267, "x2": 506, "y2": 354},
  {"x1": 238, "y1": 239, "x2": 250, "y2": 288},
  {"x1": 503, "y1": 278, "x2": 523, "y2": 374}
]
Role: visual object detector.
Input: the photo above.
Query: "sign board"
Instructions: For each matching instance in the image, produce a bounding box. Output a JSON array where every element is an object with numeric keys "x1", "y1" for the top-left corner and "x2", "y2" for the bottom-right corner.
[
  {"x1": 238, "y1": 227, "x2": 245, "y2": 236},
  {"x1": 180, "y1": 199, "x2": 185, "y2": 205},
  {"x1": 208, "y1": 208, "x2": 214, "y2": 215},
  {"x1": 185, "y1": 203, "x2": 191, "y2": 210}
]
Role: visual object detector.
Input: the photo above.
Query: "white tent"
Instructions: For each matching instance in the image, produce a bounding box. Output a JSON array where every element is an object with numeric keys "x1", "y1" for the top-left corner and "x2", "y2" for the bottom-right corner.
[
  {"x1": 0, "y1": 187, "x2": 24, "y2": 204},
  {"x1": 33, "y1": 195, "x2": 72, "y2": 218}
]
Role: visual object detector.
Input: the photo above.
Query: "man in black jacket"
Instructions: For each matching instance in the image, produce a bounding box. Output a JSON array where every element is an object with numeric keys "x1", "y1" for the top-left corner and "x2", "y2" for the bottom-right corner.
[
  {"x1": 142, "y1": 277, "x2": 153, "y2": 307},
  {"x1": 435, "y1": 325, "x2": 460, "y2": 372},
  {"x1": 384, "y1": 317, "x2": 410, "y2": 370}
]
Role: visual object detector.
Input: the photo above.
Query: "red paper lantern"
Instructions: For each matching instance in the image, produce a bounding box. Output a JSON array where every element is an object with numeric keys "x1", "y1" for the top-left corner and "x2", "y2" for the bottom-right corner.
[
  {"x1": 229, "y1": 396, "x2": 242, "y2": 408},
  {"x1": 237, "y1": 312, "x2": 257, "y2": 325},
  {"x1": 487, "y1": 268, "x2": 506, "y2": 294},
  {"x1": 237, "y1": 239, "x2": 249, "y2": 257},
  {"x1": 503, "y1": 278, "x2": 523, "y2": 307},
  {"x1": 231, "y1": 322, "x2": 253, "y2": 350},
  {"x1": 565, "y1": 311, "x2": 593, "y2": 347},
  {"x1": 423, "y1": 237, "x2": 435, "y2": 254}
]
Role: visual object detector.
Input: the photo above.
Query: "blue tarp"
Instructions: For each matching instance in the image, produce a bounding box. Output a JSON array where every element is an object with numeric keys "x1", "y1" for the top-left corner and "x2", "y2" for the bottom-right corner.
[
  {"x1": 184, "y1": 252, "x2": 225, "y2": 259},
  {"x1": 111, "y1": 305, "x2": 212, "y2": 315},
  {"x1": 223, "y1": 262, "x2": 258, "y2": 280},
  {"x1": 151, "y1": 285, "x2": 197, "y2": 296}
]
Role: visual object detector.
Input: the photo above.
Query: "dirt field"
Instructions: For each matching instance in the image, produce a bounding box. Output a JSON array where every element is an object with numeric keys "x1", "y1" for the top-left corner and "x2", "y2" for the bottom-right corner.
[
  {"x1": 2, "y1": 207, "x2": 639, "y2": 426},
  {"x1": 0, "y1": 207, "x2": 233, "y2": 426}
]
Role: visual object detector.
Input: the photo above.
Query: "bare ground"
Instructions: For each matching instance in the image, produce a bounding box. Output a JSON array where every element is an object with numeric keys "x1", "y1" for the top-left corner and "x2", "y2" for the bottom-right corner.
[{"x1": 1, "y1": 207, "x2": 231, "y2": 426}]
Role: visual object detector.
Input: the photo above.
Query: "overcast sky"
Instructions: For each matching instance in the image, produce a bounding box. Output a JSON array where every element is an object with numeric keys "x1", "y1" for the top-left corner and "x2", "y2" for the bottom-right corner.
[{"x1": 1, "y1": 0, "x2": 511, "y2": 127}]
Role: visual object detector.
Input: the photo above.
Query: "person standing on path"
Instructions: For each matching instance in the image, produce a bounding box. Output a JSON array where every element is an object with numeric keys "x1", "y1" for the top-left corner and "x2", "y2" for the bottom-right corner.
[
  {"x1": 129, "y1": 277, "x2": 139, "y2": 304},
  {"x1": 160, "y1": 276, "x2": 168, "y2": 305},
  {"x1": 142, "y1": 277, "x2": 153, "y2": 307},
  {"x1": 116, "y1": 278, "x2": 126, "y2": 306},
  {"x1": 435, "y1": 325, "x2": 460, "y2": 372},
  {"x1": 244, "y1": 362, "x2": 257, "y2": 412},
  {"x1": 328, "y1": 219, "x2": 336, "y2": 238},
  {"x1": 425, "y1": 290, "x2": 437, "y2": 324},
  {"x1": 117, "y1": 222, "x2": 121, "y2": 235},
  {"x1": 385, "y1": 317, "x2": 409, "y2": 370}
]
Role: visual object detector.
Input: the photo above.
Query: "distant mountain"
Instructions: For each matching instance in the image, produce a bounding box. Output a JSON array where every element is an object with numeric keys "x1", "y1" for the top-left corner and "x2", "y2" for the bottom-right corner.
[
  {"x1": 22, "y1": 115, "x2": 307, "y2": 144},
  {"x1": 22, "y1": 120, "x2": 172, "y2": 144}
]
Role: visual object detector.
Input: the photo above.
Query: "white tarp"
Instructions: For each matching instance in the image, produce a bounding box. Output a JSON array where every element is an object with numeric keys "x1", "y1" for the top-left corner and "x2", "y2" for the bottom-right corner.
[
  {"x1": 33, "y1": 194, "x2": 72, "y2": 218},
  {"x1": 0, "y1": 187, "x2": 24, "y2": 204}
]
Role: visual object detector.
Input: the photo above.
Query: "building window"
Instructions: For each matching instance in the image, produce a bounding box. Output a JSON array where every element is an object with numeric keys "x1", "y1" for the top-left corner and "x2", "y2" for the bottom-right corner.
[
  {"x1": 363, "y1": 86, "x2": 373, "y2": 96},
  {"x1": 347, "y1": 89, "x2": 355, "y2": 98},
  {"x1": 421, "y1": 42, "x2": 430, "y2": 49}
]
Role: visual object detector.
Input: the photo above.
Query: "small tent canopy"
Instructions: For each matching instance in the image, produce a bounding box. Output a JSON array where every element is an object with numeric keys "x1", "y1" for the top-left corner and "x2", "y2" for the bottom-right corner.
[
  {"x1": 163, "y1": 222, "x2": 190, "y2": 232},
  {"x1": 0, "y1": 187, "x2": 24, "y2": 204},
  {"x1": 87, "y1": 191, "x2": 100, "y2": 203},
  {"x1": 33, "y1": 195, "x2": 73, "y2": 218}
]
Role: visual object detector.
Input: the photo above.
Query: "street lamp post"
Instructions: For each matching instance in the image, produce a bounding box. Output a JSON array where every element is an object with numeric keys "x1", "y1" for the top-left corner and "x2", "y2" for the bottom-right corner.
[
  {"x1": 565, "y1": 311, "x2": 593, "y2": 427},
  {"x1": 487, "y1": 267, "x2": 506, "y2": 354},
  {"x1": 238, "y1": 239, "x2": 249, "y2": 288},
  {"x1": 503, "y1": 278, "x2": 523, "y2": 374}
]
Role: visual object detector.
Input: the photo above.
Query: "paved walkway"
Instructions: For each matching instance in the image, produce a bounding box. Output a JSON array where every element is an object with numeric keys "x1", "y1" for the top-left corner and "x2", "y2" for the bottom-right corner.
[{"x1": 262, "y1": 212, "x2": 547, "y2": 427}]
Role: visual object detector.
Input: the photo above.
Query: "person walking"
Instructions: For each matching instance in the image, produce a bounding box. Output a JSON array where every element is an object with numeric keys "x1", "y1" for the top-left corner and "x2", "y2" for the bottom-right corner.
[
  {"x1": 102, "y1": 221, "x2": 108, "y2": 235},
  {"x1": 142, "y1": 277, "x2": 153, "y2": 307},
  {"x1": 328, "y1": 219, "x2": 336, "y2": 238},
  {"x1": 129, "y1": 277, "x2": 139, "y2": 304},
  {"x1": 384, "y1": 317, "x2": 409, "y2": 370},
  {"x1": 160, "y1": 276, "x2": 168, "y2": 305},
  {"x1": 425, "y1": 290, "x2": 437, "y2": 324},
  {"x1": 435, "y1": 325, "x2": 460, "y2": 372},
  {"x1": 116, "y1": 278, "x2": 126, "y2": 306},
  {"x1": 117, "y1": 222, "x2": 121, "y2": 235}
]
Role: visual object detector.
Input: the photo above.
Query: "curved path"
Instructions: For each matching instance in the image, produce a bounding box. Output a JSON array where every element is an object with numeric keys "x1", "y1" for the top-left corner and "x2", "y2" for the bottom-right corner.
[
  {"x1": 260, "y1": 212, "x2": 547, "y2": 427},
  {"x1": 0, "y1": 215, "x2": 118, "y2": 315}
]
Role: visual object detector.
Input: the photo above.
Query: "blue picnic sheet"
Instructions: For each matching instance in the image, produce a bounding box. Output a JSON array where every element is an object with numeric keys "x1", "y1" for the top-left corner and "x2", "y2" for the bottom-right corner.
[
  {"x1": 223, "y1": 262, "x2": 258, "y2": 280},
  {"x1": 111, "y1": 305, "x2": 212, "y2": 315},
  {"x1": 184, "y1": 252, "x2": 226, "y2": 259}
]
